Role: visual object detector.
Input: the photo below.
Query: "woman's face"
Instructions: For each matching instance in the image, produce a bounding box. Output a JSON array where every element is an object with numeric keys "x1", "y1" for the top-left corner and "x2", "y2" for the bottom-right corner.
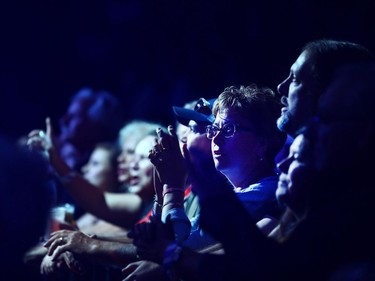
[
  {"x1": 117, "y1": 135, "x2": 141, "y2": 185},
  {"x1": 81, "y1": 147, "x2": 116, "y2": 191},
  {"x1": 126, "y1": 135, "x2": 155, "y2": 196},
  {"x1": 210, "y1": 107, "x2": 263, "y2": 187},
  {"x1": 276, "y1": 134, "x2": 313, "y2": 216}
]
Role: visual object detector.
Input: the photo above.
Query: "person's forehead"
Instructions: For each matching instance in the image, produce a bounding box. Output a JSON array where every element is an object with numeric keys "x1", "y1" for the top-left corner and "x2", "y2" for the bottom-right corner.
[
  {"x1": 291, "y1": 51, "x2": 310, "y2": 74},
  {"x1": 92, "y1": 147, "x2": 110, "y2": 158},
  {"x1": 122, "y1": 135, "x2": 140, "y2": 151},
  {"x1": 135, "y1": 135, "x2": 155, "y2": 154},
  {"x1": 215, "y1": 108, "x2": 251, "y2": 126}
]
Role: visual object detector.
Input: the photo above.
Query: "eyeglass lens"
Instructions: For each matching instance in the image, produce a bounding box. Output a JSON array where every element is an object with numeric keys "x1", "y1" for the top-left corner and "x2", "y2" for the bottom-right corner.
[{"x1": 206, "y1": 124, "x2": 236, "y2": 139}]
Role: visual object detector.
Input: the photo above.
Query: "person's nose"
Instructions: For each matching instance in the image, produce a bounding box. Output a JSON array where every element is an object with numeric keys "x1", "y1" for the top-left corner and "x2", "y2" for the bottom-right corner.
[
  {"x1": 212, "y1": 130, "x2": 225, "y2": 145},
  {"x1": 81, "y1": 164, "x2": 88, "y2": 174},
  {"x1": 277, "y1": 78, "x2": 289, "y2": 97},
  {"x1": 128, "y1": 155, "x2": 140, "y2": 170},
  {"x1": 277, "y1": 156, "x2": 292, "y2": 174},
  {"x1": 117, "y1": 153, "x2": 123, "y2": 163},
  {"x1": 117, "y1": 151, "x2": 126, "y2": 164}
]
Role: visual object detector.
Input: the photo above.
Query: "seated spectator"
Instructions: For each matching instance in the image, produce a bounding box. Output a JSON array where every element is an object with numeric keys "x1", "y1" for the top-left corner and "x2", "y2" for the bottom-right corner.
[
  {"x1": 146, "y1": 62, "x2": 375, "y2": 281},
  {"x1": 37, "y1": 127, "x2": 168, "y2": 279},
  {"x1": 28, "y1": 118, "x2": 165, "y2": 229},
  {"x1": 277, "y1": 38, "x2": 374, "y2": 138},
  {"x1": 37, "y1": 98, "x2": 212, "y2": 279},
  {"x1": 51, "y1": 87, "x2": 125, "y2": 219},
  {"x1": 123, "y1": 63, "x2": 375, "y2": 280},
  {"x1": 24, "y1": 141, "x2": 123, "y2": 269},
  {"x1": 76, "y1": 142, "x2": 124, "y2": 234},
  {"x1": 125, "y1": 84, "x2": 287, "y2": 279},
  {"x1": 275, "y1": 39, "x2": 374, "y2": 165}
]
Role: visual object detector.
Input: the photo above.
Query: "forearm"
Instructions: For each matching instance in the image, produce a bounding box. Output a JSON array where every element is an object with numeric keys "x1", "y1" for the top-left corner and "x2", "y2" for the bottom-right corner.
[
  {"x1": 95, "y1": 233, "x2": 133, "y2": 243},
  {"x1": 48, "y1": 147, "x2": 71, "y2": 176},
  {"x1": 162, "y1": 185, "x2": 191, "y2": 244},
  {"x1": 52, "y1": 169, "x2": 143, "y2": 228},
  {"x1": 86, "y1": 239, "x2": 138, "y2": 267}
]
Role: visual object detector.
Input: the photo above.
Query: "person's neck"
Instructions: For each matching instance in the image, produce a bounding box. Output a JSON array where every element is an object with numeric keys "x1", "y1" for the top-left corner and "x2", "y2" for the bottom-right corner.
[{"x1": 229, "y1": 167, "x2": 276, "y2": 189}]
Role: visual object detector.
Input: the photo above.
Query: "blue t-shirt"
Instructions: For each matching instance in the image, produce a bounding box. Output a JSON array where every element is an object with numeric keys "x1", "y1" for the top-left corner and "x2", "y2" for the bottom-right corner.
[{"x1": 182, "y1": 175, "x2": 280, "y2": 250}]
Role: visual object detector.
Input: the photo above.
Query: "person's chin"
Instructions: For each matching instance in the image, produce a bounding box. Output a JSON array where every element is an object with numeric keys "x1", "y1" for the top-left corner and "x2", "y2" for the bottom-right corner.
[
  {"x1": 127, "y1": 185, "x2": 142, "y2": 194},
  {"x1": 276, "y1": 189, "x2": 288, "y2": 205},
  {"x1": 118, "y1": 175, "x2": 128, "y2": 184},
  {"x1": 213, "y1": 160, "x2": 221, "y2": 171},
  {"x1": 276, "y1": 116, "x2": 288, "y2": 132}
]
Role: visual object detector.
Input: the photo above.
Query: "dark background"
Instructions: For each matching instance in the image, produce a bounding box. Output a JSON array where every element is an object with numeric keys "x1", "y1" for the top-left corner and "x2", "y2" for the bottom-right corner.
[{"x1": 1, "y1": 0, "x2": 374, "y2": 140}]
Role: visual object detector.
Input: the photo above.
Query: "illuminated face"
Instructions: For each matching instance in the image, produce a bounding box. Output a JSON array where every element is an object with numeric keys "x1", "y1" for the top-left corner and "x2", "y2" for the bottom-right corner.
[
  {"x1": 277, "y1": 51, "x2": 317, "y2": 136},
  {"x1": 81, "y1": 147, "x2": 116, "y2": 191},
  {"x1": 126, "y1": 135, "x2": 155, "y2": 196},
  {"x1": 210, "y1": 108, "x2": 261, "y2": 187},
  {"x1": 117, "y1": 135, "x2": 141, "y2": 185},
  {"x1": 276, "y1": 134, "x2": 313, "y2": 215}
]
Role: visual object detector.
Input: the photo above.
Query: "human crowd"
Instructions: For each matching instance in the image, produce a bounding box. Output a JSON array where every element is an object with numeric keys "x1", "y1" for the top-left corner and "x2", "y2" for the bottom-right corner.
[{"x1": 3, "y1": 38, "x2": 375, "y2": 281}]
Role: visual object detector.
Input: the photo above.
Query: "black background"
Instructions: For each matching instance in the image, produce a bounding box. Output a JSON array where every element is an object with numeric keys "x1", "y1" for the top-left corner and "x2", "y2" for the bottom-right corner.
[{"x1": 1, "y1": 0, "x2": 374, "y2": 140}]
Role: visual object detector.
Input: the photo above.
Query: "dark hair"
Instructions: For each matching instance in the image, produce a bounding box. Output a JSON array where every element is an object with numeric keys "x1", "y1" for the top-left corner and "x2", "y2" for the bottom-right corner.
[
  {"x1": 213, "y1": 84, "x2": 286, "y2": 165},
  {"x1": 302, "y1": 39, "x2": 374, "y2": 92},
  {"x1": 72, "y1": 87, "x2": 125, "y2": 140}
]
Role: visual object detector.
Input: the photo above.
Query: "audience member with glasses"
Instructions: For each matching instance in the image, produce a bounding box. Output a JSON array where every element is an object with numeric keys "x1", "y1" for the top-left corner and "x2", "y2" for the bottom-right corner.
[{"x1": 124, "y1": 85, "x2": 287, "y2": 280}]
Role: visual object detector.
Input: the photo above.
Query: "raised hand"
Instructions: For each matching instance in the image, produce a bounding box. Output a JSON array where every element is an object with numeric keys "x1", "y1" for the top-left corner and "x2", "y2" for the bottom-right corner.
[
  {"x1": 27, "y1": 117, "x2": 55, "y2": 158},
  {"x1": 148, "y1": 125, "x2": 189, "y2": 210},
  {"x1": 149, "y1": 125, "x2": 188, "y2": 188}
]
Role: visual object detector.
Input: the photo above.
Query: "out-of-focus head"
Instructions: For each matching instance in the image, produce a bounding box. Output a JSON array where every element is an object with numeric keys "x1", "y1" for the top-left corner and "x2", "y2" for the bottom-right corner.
[
  {"x1": 208, "y1": 85, "x2": 286, "y2": 186},
  {"x1": 276, "y1": 133, "x2": 313, "y2": 217},
  {"x1": 81, "y1": 142, "x2": 120, "y2": 192},
  {"x1": 277, "y1": 39, "x2": 374, "y2": 136},
  {"x1": 127, "y1": 132, "x2": 166, "y2": 200},
  {"x1": 0, "y1": 134, "x2": 51, "y2": 270},
  {"x1": 312, "y1": 62, "x2": 375, "y2": 173},
  {"x1": 59, "y1": 87, "x2": 124, "y2": 148},
  {"x1": 117, "y1": 120, "x2": 163, "y2": 186}
]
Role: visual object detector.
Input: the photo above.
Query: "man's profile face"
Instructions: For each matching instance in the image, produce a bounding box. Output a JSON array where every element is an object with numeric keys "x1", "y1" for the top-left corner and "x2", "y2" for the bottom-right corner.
[{"x1": 277, "y1": 51, "x2": 318, "y2": 136}]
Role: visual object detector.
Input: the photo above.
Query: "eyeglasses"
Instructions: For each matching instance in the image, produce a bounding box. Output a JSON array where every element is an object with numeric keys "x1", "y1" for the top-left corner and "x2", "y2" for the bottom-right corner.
[
  {"x1": 206, "y1": 123, "x2": 253, "y2": 139},
  {"x1": 194, "y1": 98, "x2": 212, "y2": 115}
]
